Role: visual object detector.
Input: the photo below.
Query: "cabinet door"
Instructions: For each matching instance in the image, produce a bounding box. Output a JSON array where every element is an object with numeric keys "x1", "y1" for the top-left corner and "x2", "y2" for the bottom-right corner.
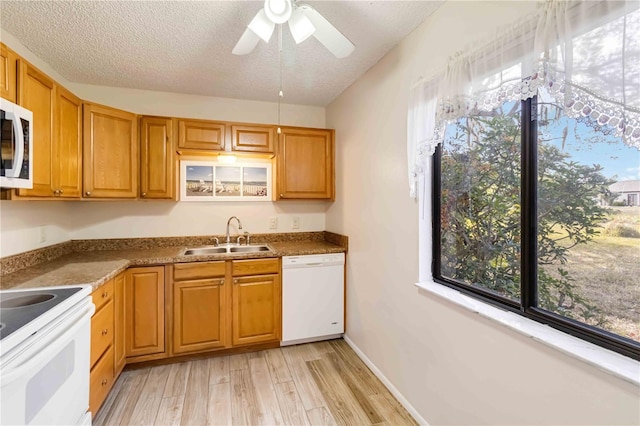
[
  {"x1": 0, "y1": 43, "x2": 17, "y2": 102},
  {"x1": 126, "y1": 266, "x2": 165, "y2": 358},
  {"x1": 231, "y1": 124, "x2": 275, "y2": 154},
  {"x1": 53, "y1": 85, "x2": 82, "y2": 198},
  {"x1": 83, "y1": 103, "x2": 138, "y2": 198},
  {"x1": 232, "y1": 274, "x2": 281, "y2": 346},
  {"x1": 173, "y1": 278, "x2": 227, "y2": 354},
  {"x1": 140, "y1": 116, "x2": 173, "y2": 199},
  {"x1": 277, "y1": 128, "x2": 334, "y2": 200},
  {"x1": 178, "y1": 119, "x2": 225, "y2": 151},
  {"x1": 113, "y1": 272, "x2": 126, "y2": 376},
  {"x1": 17, "y1": 61, "x2": 55, "y2": 197}
]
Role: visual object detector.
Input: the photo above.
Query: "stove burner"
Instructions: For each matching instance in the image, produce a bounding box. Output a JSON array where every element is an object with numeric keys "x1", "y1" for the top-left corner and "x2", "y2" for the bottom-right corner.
[
  {"x1": 0, "y1": 294, "x2": 56, "y2": 309},
  {"x1": 0, "y1": 287, "x2": 83, "y2": 341}
]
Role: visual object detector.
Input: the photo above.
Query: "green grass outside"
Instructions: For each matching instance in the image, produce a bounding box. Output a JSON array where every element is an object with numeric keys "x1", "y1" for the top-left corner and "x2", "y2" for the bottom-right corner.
[{"x1": 543, "y1": 207, "x2": 640, "y2": 342}]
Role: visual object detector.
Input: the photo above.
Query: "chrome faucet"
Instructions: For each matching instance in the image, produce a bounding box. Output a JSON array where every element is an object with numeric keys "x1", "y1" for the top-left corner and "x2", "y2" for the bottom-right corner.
[{"x1": 226, "y1": 216, "x2": 243, "y2": 245}]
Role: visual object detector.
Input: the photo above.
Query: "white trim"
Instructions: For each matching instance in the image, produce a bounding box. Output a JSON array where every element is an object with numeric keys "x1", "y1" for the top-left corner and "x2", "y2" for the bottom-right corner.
[
  {"x1": 416, "y1": 281, "x2": 640, "y2": 387},
  {"x1": 343, "y1": 335, "x2": 430, "y2": 426}
]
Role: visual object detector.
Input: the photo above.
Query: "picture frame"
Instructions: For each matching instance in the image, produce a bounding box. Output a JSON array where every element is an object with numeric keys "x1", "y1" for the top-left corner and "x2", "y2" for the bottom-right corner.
[{"x1": 180, "y1": 160, "x2": 272, "y2": 202}]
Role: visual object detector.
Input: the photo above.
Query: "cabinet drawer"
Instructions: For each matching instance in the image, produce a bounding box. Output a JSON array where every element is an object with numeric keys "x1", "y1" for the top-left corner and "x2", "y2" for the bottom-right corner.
[
  {"x1": 174, "y1": 261, "x2": 225, "y2": 281},
  {"x1": 232, "y1": 258, "x2": 279, "y2": 276},
  {"x1": 92, "y1": 279, "x2": 114, "y2": 312},
  {"x1": 91, "y1": 299, "x2": 113, "y2": 367},
  {"x1": 90, "y1": 345, "x2": 115, "y2": 416}
]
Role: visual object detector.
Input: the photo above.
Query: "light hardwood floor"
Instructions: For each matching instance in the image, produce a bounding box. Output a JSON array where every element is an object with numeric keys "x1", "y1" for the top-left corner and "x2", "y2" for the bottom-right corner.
[{"x1": 94, "y1": 339, "x2": 417, "y2": 426}]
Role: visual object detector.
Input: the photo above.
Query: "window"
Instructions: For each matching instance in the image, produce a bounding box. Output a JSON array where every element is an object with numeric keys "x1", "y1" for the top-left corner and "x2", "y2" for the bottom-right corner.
[{"x1": 433, "y1": 89, "x2": 640, "y2": 360}]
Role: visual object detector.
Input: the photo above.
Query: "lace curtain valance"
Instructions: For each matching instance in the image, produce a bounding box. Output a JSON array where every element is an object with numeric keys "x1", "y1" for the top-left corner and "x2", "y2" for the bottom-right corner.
[{"x1": 407, "y1": 0, "x2": 640, "y2": 198}]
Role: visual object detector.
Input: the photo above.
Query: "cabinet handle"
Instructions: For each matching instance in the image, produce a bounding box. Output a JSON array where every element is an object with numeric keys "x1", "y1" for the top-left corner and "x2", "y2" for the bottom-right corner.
[
  {"x1": 141, "y1": 192, "x2": 147, "y2": 197},
  {"x1": 85, "y1": 191, "x2": 92, "y2": 197},
  {"x1": 101, "y1": 379, "x2": 108, "y2": 386},
  {"x1": 101, "y1": 329, "x2": 108, "y2": 336}
]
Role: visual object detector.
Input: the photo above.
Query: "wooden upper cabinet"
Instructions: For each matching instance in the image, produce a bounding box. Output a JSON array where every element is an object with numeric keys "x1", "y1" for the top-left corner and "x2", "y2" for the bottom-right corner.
[
  {"x1": 277, "y1": 128, "x2": 334, "y2": 200},
  {"x1": 177, "y1": 119, "x2": 225, "y2": 151},
  {"x1": 231, "y1": 124, "x2": 275, "y2": 154},
  {"x1": 53, "y1": 85, "x2": 82, "y2": 198},
  {"x1": 0, "y1": 43, "x2": 17, "y2": 102},
  {"x1": 17, "y1": 61, "x2": 55, "y2": 197},
  {"x1": 140, "y1": 116, "x2": 174, "y2": 199},
  {"x1": 83, "y1": 103, "x2": 138, "y2": 198},
  {"x1": 126, "y1": 266, "x2": 165, "y2": 358}
]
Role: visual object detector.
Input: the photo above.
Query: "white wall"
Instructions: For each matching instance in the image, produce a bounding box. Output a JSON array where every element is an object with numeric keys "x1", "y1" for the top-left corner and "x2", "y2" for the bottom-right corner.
[
  {"x1": 0, "y1": 31, "x2": 327, "y2": 257},
  {"x1": 326, "y1": 1, "x2": 640, "y2": 425}
]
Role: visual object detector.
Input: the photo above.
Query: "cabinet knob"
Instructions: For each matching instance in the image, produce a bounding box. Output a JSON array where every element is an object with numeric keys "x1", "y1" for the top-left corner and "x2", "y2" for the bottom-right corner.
[
  {"x1": 101, "y1": 379, "x2": 108, "y2": 386},
  {"x1": 85, "y1": 191, "x2": 92, "y2": 197},
  {"x1": 233, "y1": 279, "x2": 239, "y2": 284},
  {"x1": 53, "y1": 189, "x2": 60, "y2": 196},
  {"x1": 102, "y1": 291, "x2": 108, "y2": 298},
  {"x1": 59, "y1": 189, "x2": 63, "y2": 194},
  {"x1": 141, "y1": 192, "x2": 147, "y2": 197},
  {"x1": 101, "y1": 329, "x2": 108, "y2": 336},
  {"x1": 280, "y1": 193, "x2": 284, "y2": 198}
]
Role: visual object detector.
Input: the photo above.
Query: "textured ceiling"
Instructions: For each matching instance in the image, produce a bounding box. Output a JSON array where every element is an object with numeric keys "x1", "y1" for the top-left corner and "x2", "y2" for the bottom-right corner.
[{"x1": 0, "y1": 1, "x2": 442, "y2": 106}]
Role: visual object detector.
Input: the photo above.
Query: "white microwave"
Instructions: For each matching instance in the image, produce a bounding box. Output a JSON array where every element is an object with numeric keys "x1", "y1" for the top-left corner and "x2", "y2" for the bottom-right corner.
[{"x1": 1, "y1": 98, "x2": 33, "y2": 189}]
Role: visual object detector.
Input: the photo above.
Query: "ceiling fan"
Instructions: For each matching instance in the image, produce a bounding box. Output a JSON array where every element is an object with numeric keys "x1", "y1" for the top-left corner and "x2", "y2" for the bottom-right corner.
[{"x1": 232, "y1": 0, "x2": 355, "y2": 58}]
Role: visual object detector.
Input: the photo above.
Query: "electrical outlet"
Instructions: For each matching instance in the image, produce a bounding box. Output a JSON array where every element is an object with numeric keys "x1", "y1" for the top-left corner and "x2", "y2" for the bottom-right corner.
[
  {"x1": 292, "y1": 216, "x2": 300, "y2": 229},
  {"x1": 39, "y1": 226, "x2": 47, "y2": 243},
  {"x1": 269, "y1": 216, "x2": 278, "y2": 229}
]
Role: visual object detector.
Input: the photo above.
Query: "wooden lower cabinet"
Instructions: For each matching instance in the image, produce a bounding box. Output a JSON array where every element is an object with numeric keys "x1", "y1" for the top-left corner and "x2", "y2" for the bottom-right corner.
[
  {"x1": 232, "y1": 274, "x2": 281, "y2": 345},
  {"x1": 231, "y1": 258, "x2": 281, "y2": 346},
  {"x1": 171, "y1": 259, "x2": 281, "y2": 354},
  {"x1": 173, "y1": 277, "x2": 227, "y2": 354},
  {"x1": 90, "y1": 345, "x2": 115, "y2": 416},
  {"x1": 89, "y1": 280, "x2": 115, "y2": 416},
  {"x1": 113, "y1": 272, "x2": 126, "y2": 375},
  {"x1": 126, "y1": 266, "x2": 165, "y2": 359}
]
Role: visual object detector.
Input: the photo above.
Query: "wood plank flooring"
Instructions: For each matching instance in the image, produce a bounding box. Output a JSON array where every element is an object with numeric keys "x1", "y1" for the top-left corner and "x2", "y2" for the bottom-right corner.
[{"x1": 93, "y1": 339, "x2": 417, "y2": 426}]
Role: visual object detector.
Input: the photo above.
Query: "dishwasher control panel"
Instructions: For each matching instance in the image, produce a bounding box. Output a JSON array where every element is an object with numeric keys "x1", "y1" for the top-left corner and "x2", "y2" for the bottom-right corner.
[{"x1": 282, "y1": 253, "x2": 345, "y2": 267}]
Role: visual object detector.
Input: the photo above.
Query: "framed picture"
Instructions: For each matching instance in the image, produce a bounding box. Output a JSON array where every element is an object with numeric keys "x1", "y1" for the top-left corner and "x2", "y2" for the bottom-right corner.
[{"x1": 180, "y1": 160, "x2": 272, "y2": 202}]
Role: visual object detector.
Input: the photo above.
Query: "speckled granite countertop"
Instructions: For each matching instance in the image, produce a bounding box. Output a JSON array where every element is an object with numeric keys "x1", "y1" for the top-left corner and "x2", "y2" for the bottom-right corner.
[{"x1": 0, "y1": 238, "x2": 346, "y2": 291}]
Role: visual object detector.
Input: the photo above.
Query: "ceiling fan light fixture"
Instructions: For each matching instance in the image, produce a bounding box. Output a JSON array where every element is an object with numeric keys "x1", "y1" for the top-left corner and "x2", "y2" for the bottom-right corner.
[
  {"x1": 248, "y1": 8, "x2": 275, "y2": 42},
  {"x1": 264, "y1": 0, "x2": 292, "y2": 24},
  {"x1": 288, "y1": 9, "x2": 315, "y2": 44}
]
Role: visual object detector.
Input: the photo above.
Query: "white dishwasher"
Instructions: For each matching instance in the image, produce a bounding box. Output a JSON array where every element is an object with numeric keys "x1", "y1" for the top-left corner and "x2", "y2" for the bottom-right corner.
[{"x1": 282, "y1": 253, "x2": 345, "y2": 345}]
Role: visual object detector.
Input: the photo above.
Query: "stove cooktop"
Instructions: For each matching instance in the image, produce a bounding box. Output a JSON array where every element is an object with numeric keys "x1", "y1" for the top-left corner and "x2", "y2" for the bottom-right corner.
[{"x1": 0, "y1": 287, "x2": 84, "y2": 340}]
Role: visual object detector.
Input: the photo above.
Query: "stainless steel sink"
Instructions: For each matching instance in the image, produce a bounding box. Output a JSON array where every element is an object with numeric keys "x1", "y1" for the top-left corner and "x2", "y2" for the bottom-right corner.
[
  {"x1": 229, "y1": 245, "x2": 271, "y2": 253},
  {"x1": 182, "y1": 244, "x2": 271, "y2": 256}
]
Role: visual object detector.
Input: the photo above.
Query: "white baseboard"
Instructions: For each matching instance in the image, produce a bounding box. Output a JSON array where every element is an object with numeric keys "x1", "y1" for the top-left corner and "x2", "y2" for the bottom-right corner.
[{"x1": 343, "y1": 335, "x2": 430, "y2": 426}]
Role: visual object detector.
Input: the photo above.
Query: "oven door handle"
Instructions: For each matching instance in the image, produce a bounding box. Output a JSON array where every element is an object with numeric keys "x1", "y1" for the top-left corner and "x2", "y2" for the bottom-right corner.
[
  {"x1": 0, "y1": 302, "x2": 94, "y2": 385},
  {"x1": 3, "y1": 110, "x2": 24, "y2": 178}
]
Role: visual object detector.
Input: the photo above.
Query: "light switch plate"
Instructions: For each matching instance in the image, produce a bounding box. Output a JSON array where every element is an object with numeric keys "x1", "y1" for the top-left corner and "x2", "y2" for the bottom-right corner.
[
  {"x1": 292, "y1": 216, "x2": 300, "y2": 229},
  {"x1": 269, "y1": 216, "x2": 278, "y2": 229}
]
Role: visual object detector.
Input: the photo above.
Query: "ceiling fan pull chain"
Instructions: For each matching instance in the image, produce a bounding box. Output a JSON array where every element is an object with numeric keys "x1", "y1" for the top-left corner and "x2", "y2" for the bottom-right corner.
[{"x1": 277, "y1": 24, "x2": 283, "y2": 134}]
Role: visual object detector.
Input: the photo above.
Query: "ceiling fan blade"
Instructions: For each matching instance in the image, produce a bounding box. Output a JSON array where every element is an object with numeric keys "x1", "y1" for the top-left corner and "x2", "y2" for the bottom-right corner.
[
  {"x1": 298, "y1": 4, "x2": 355, "y2": 58},
  {"x1": 232, "y1": 28, "x2": 261, "y2": 55},
  {"x1": 248, "y1": 8, "x2": 275, "y2": 42}
]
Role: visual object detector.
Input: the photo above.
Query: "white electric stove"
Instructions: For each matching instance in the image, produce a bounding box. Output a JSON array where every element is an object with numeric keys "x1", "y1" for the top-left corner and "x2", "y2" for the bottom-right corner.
[{"x1": 0, "y1": 285, "x2": 95, "y2": 425}]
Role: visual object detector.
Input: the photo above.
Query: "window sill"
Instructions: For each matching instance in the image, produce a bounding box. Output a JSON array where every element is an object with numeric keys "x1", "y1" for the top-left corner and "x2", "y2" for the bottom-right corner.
[{"x1": 416, "y1": 281, "x2": 640, "y2": 386}]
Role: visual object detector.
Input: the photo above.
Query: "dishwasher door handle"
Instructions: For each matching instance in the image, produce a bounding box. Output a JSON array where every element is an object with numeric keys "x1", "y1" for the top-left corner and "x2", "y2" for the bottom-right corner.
[{"x1": 302, "y1": 262, "x2": 323, "y2": 266}]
